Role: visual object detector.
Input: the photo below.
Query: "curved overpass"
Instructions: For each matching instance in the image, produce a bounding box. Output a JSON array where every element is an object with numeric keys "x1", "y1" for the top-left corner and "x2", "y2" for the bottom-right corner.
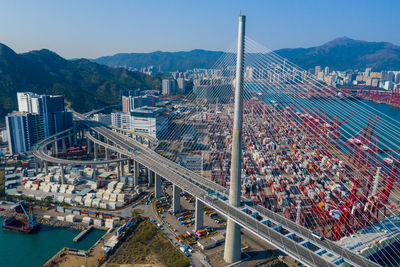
[{"x1": 32, "y1": 125, "x2": 127, "y2": 166}]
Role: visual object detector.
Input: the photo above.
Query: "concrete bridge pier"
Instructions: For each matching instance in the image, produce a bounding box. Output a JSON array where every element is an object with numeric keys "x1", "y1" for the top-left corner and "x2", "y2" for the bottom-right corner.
[
  {"x1": 155, "y1": 174, "x2": 162, "y2": 198},
  {"x1": 59, "y1": 164, "x2": 65, "y2": 184},
  {"x1": 87, "y1": 138, "x2": 92, "y2": 154},
  {"x1": 93, "y1": 143, "x2": 97, "y2": 159},
  {"x1": 105, "y1": 148, "x2": 109, "y2": 160},
  {"x1": 68, "y1": 134, "x2": 72, "y2": 147},
  {"x1": 117, "y1": 162, "x2": 121, "y2": 180},
  {"x1": 195, "y1": 198, "x2": 204, "y2": 231},
  {"x1": 54, "y1": 138, "x2": 58, "y2": 156},
  {"x1": 134, "y1": 161, "x2": 139, "y2": 187},
  {"x1": 44, "y1": 161, "x2": 48, "y2": 175},
  {"x1": 62, "y1": 138, "x2": 66, "y2": 153},
  {"x1": 172, "y1": 184, "x2": 180, "y2": 213},
  {"x1": 105, "y1": 148, "x2": 110, "y2": 171},
  {"x1": 92, "y1": 165, "x2": 96, "y2": 180},
  {"x1": 120, "y1": 160, "x2": 125, "y2": 176},
  {"x1": 148, "y1": 170, "x2": 154, "y2": 187}
]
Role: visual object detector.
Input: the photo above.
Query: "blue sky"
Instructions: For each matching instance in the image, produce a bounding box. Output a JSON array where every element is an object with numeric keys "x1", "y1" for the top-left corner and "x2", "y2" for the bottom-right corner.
[{"x1": 0, "y1": 0, "x2": 399, "y2": 59}]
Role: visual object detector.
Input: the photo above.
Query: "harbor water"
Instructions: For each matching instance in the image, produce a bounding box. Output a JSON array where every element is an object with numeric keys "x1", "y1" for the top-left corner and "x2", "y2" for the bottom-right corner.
[{"x1": 0, "y1": 218, "x2": 105, "y2": 267}]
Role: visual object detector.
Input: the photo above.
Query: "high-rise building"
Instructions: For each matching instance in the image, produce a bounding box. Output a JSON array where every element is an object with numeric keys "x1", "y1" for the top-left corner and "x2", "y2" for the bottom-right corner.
[
  {"x1": 112, "y1": 107, "x2": 168, "y2": 139},
  {"x1": 129, "y1": 107, "x2": 168, "y2": 138},
  {"x1": 315, "y1": 66, "x2": 321, "y2": 76},
  {"x1": 177, "y1": 78, "x2": 187, "y2": 94},
  {"x1": 395, "y1": 73, "x2": 400, "y2": 84},
  {"x1": 387, "y1": 71, "x2": 395, "y2": 82},
  {"x1": 365, "y1": 67, "x2": 372, "y2": 77},
  {"x1": 6, "y1": 92, "x2": 72, "y2": 154},
  {"x1": 122, "y1": 95, "x2": 159, "y2": 112},
  {"x1": 111, "y1": 112, "x2": 123, "y2": 128},
  {"x1": 162, "y1": 79, "x2": 176, "y2": 95},
  {"x1": 324, "y1": 66, "x2": 330, "y2": 76}
]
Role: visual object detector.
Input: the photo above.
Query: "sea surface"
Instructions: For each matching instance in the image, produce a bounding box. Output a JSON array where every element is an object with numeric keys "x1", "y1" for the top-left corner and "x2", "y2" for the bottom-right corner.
[{"x1": 0, "y1": 218, "x2": 105, "y2": 267}]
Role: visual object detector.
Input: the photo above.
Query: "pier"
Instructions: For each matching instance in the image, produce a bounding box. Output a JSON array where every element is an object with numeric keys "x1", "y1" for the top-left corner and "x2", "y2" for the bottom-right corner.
[{"x1": 73, "y1": 225, "x2": 93, "y2": 242}]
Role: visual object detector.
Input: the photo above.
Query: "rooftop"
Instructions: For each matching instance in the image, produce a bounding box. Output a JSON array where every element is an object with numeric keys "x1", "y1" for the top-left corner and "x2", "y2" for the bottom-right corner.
[{"x1": 130, "y1": 106, "x2": 166, "y2": 117}]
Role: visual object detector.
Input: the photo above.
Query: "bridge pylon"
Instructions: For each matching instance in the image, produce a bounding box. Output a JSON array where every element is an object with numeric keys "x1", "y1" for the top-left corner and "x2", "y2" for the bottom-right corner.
[{"x1": 224, "y1": 14, "x2": 246, "y2": 264}]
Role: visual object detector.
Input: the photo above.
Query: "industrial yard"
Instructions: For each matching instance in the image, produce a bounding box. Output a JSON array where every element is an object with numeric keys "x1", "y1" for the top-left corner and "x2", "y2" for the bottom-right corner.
[{"x1": 159, "y1": 96, "x2": 400, "y2": 265}]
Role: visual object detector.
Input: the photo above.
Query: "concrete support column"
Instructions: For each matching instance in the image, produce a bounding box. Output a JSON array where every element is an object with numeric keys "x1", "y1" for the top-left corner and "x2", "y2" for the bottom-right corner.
[
  {"x1": 92, "y1": 165, "x2": 96, "y2": 180},
  {"x1": 172, "y1": 184, "x2": 180, "y2": 213},
  {"x1": 68, "y1": 134, "x2": 72, "y2": 147},
  {"x1": 87, "y1": 138, "x2": 92, "y2": 154},
  {"x1": 121, "y1": 160, "x2": 125, "y2": 176},
  {"x1": 54, "y1": 139, "x2": 58, "y2": 155},
  {"x1": 195, "y1": 198, "x2": 204, "y2": 231},
  {"x1": 117, "y1": 162, "x2": 121, "y2": 180},
  {"x1": 134, "y1": 161, "x2": 139, "y2": 187},
  {"x1": 35, "y1": 160, "x2": 39, "y2": 174},
  {"x1": 148, "y1": 170, "x2": 154, "y2": 187},
  {"x1": 44, "y1": 161, "x2": 48, "y2": 175},
  {"x1": 94, "y1": 143, "x2": 97, "y2": 159},
  {"x1": 155, "y1": 174, "x2": 162, "y2": 198},
  {"x1": 62, "y1": 138, "x2": 66, "y2": 152},
  {"x1": 224, "y1": 220, "x2": 241, "y2": 262},
  {"x1": 59, "y1": 164, "x2": 64, "y2": 185}
]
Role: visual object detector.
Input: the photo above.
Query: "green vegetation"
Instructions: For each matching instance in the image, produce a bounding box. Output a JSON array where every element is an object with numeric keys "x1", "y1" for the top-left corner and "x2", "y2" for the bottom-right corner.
[
  {"x1": 131, "y1": 208, "x2": 144, "y2": 220},
  {"x1": 0, "y1": 43, "x2": 161, "y2": 120},
  {"x1": 93, "y1": 49, "x2": 224, "y2": 72},
  {"x1": 275, "y1": 37, "x2": 400, "y2": 71},
  {"x1": 107, "y1": 220, "x2": 190, "y2": 267}
]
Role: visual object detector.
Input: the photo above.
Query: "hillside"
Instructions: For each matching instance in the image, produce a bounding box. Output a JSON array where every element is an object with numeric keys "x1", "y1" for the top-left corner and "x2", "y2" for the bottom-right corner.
[
  {"x1": 93, "y1": 49, "x2": 224, "y2": 72},
  {"x1": 275, "y1": 37, "x2": 400, "y2": 71},
  {"x1": 92, "y1": 37, "x2": 400, "y2": 72},
  {"x1": 0, "y1": 43, "x2": 161, "y2": 121}
]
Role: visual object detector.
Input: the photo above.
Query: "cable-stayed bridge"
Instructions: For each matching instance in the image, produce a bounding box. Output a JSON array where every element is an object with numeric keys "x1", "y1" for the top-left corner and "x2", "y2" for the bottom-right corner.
[{"x1": 32, "y1": 15, "x2": 400, "y2": 267}]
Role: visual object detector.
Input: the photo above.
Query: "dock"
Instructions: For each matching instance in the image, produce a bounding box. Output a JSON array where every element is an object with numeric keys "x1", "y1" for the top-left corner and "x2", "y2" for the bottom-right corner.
[{"x1": 73, "y1": 225, "x2": 93, "y2": 242}]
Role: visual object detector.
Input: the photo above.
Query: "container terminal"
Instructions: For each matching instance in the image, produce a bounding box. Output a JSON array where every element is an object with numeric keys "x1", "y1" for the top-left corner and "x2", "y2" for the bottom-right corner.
[{"x1": 160, "y1": 96, "x2": 400, "y2": 263}]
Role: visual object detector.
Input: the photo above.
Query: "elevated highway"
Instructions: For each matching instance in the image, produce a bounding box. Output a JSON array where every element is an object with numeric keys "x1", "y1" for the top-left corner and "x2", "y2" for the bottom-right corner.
[
  {"x1": 32, "y1": 113, "x2": 379, "y2": 267},
  {"x1": 82, "y1": 120, "x2": 378, "y2": 267}
]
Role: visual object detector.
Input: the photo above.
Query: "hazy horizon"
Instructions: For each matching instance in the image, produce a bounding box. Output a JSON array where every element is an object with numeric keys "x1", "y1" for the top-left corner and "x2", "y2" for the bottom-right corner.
[{"x1": 1, "y1": 0, "x2": 399, "y2": 59}]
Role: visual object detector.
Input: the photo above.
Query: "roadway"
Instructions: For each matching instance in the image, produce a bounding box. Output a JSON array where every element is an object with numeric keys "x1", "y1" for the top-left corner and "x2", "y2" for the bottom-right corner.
[{"x1": 32, "y1": 128, "x2": 126, "y2": 166}]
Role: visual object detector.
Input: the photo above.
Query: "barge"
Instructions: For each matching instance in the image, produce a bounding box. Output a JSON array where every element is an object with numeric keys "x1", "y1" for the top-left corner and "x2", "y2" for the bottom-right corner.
[{"x1": 2, "y1": 201, "x2": 39, "y2": 233}]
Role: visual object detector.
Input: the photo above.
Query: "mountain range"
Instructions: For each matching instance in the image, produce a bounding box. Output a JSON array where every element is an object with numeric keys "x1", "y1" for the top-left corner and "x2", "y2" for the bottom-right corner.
[
  {"x1": 1, "y1": 37, "x2": 399, "y2": 123},
  {"x1": 92, "y1": 37, "x2": 400, "y2": 72},
  {"x1": 93, "y1": 49, "x2": 224, "y2": 72},
  {"x1": 0, "y1": 44, "x2": 161, "y2": 122}
]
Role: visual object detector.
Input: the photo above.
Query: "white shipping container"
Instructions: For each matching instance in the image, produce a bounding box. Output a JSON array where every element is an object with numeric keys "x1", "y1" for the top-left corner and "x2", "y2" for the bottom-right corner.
[
  {"x1": 93, "y1": 219, "x2": 103, "y2": 227},
  {"x1": 66, "y1": 215, "x2": 76, "y2": 222}
]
